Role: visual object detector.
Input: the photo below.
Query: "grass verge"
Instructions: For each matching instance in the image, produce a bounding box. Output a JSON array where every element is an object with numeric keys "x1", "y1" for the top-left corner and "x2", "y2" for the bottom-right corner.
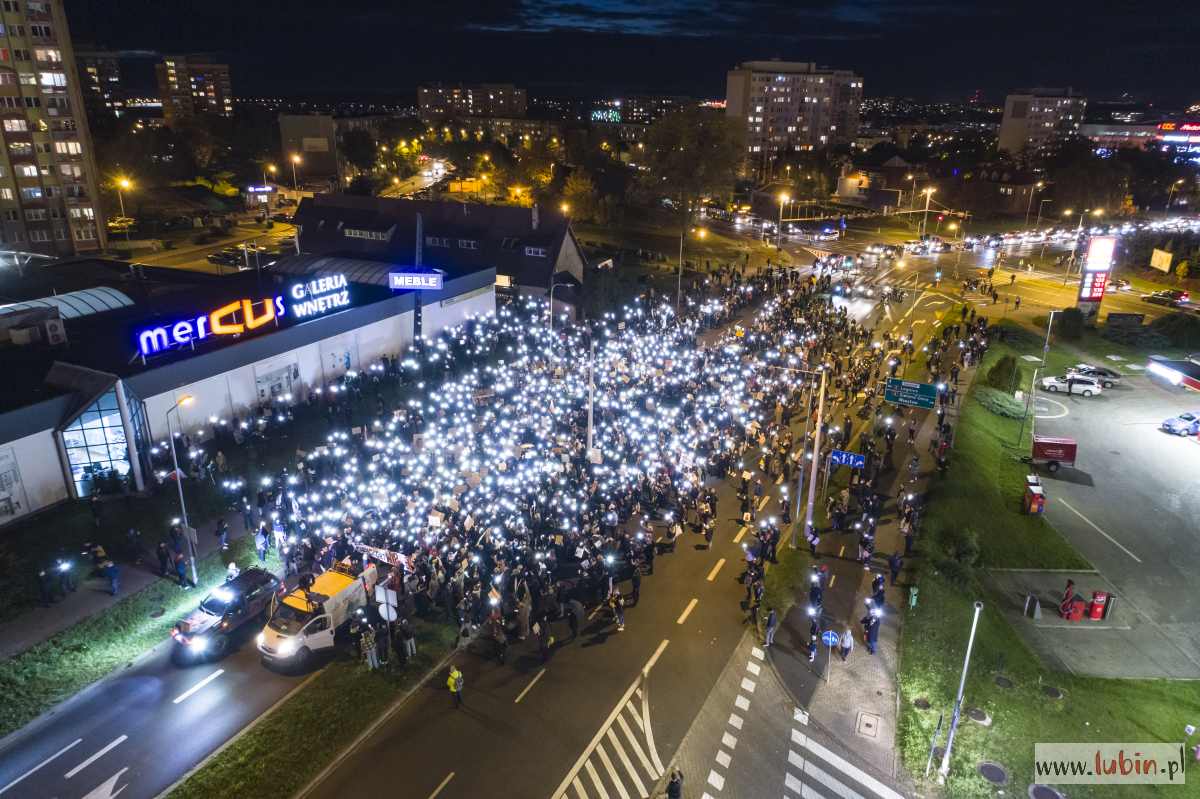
[
  {"x1": 166, "y1": 620, "x2": 457, "y2": 799},
  {"x1": 0, "y1": 538, "x2": 279, "y2": 739}
]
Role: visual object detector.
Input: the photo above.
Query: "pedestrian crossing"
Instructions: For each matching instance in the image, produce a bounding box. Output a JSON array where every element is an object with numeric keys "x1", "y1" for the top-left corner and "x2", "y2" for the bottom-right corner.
[
  {"x1": 555, "y1": 685, "x2": 665, "y2": 799},
  {"x1": 784, "y1": 724, "x2": 906, "y2": 799}
]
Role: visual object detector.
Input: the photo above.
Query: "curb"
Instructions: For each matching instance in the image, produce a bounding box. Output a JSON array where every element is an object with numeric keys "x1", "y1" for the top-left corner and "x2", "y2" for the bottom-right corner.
[
  {"x1": 292, "y1": 647, "x2": 457, "y2": 799},
  {"x1": 152, "y1": 668, "x2": 323, "y2": 799}
]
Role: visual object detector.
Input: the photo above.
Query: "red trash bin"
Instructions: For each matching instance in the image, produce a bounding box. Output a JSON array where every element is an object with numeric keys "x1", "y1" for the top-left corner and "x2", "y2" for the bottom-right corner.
[{"x1": 1088, "y1": 591, "x2": 1107, "y2": 621}]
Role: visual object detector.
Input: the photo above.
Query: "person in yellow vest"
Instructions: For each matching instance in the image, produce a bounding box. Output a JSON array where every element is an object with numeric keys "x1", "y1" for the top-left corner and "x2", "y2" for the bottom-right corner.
[{"x1": 447, "y1": 664, "x2": 464, "y2": 708}]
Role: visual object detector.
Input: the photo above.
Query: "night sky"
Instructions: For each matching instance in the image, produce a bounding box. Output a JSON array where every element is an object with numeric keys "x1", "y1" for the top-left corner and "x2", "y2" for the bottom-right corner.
[{"x1": 64, "y1": 0, "x2": 1199, "y2": 105}]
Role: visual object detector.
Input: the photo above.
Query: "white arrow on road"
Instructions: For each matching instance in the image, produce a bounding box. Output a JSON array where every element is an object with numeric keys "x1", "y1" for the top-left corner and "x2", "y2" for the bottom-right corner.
[{"x1": 82, "y1": 768, "x2": 128, "y2": 799}]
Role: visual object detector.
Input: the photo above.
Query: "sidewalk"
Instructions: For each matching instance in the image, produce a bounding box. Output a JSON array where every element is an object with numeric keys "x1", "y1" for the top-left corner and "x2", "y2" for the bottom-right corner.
[
  {"x1": 0, "y1": 507, "x2": 253, "y2": 659},
  {"x1": 769, "y1": 316, "x2": 979, "y2": 783}
]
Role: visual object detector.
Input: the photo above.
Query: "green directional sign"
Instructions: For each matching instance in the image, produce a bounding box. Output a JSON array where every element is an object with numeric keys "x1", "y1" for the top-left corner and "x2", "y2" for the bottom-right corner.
[{"x1": 884, "y1": 377, "x2": 938, "y2": 410}]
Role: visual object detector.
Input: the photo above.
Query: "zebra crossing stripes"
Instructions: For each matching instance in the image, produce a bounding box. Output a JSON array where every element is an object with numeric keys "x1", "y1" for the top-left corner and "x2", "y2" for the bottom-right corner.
[{"x1": 785, "y1": 728, "x2": 906, "y2": 799}]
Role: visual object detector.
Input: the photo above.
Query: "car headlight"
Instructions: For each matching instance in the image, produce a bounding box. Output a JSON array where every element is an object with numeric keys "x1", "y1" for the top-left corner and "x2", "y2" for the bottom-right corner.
[
  {"x1": 277, "y1": 638, "x2": 296, "y2": 657},
  {"x1": 256, "y1": 632, "x2": 265, "y2": 647},
  {"x1": 190, "y1": 636, "x2": 208, "y2": 652}
]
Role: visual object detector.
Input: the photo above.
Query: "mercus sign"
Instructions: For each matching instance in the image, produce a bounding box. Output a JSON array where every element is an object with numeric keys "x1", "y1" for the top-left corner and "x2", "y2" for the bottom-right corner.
[{"x1": 136, "y1": 273, "x2": 353, "y2": 357}]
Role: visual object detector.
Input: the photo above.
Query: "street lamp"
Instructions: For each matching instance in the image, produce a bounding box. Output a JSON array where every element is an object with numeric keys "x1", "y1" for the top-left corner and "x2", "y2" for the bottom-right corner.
[
  {"x1": 1062, "y1": 208, "x2": 1104, "y2": 281},
  {"x1": 777, "y1": 193, "x2": 790, "y2": 249},
  {"x1": 560, "y1": 202, "x2": 570, "y2": 215},
  {"x1": 1166, "y1": 178, "x2": 1185, "y2": 213},
  {"x1": 920, "y1": 187, "x2": 936, "y2": 237},
  {"x1": 165, "y1": 394, "x2": 199, "y2": 585},
  {"x1": 906, "y1": 173, "x2": 916, "y2": 210},
  {"x1": 938, "y1": 601, "x2": 984, "y2": 784},
  {"x1": 1024, "y1": 181, "x2": 1045, "y2": 226},
  {"x1": 116, "y1": 177, "x2": 132, "y2": 241},
  {"x1": 1035, "y1": 198, "x2": 1052, "y2": 230},
  {"x1": 290, "y1": 153, "x2": 302, "y2": 191},
  {"x1": 263, "y1": 164, "x2": 277, "y2": 211},
  {"x1": 548, "y1": 280, "x2": 573, "y2": 332}
]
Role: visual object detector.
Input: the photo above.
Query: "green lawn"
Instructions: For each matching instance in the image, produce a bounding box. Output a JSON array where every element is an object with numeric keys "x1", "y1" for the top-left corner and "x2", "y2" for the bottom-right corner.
[
  {"x1": 896, "y1": 330, "x2": 1200, "y2": 797},
  {"x1": 0, "y1": 537, "x2": 280, "y2": 738},
  {"x1": 167, "y1": 619, "x2": 458, "y2": 799}
]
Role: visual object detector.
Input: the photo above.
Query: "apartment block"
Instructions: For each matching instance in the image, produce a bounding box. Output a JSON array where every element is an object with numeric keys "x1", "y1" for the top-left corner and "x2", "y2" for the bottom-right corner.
[
  {"x1": 998, "y1": 88, "x2": 1087, "y2": 154},
  {"x1": 417, "y1": 83, "x2": 526, "y2": 122},
  {"x1": 75, "y1": 49, "x2": 123, "y2": 119},
  {"x1": 155, "y1": 55, "x2": 232, "y2": 126},
  {"x1": 0, "y1": 0, "x2": 105, "y2": 254},
  {"x1": 725, "y1": 60, "x2": 863, "y2": 170}
]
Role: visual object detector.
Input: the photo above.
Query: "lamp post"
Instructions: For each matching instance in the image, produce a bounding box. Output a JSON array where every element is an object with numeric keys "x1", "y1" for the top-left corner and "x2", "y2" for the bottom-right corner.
[
  {"x1": 1024, "y1": 181, "x2": 1044, "y2": 226},
  {"x1": 920, "y1": 188, "x2": 936, "y2": 238},
  {"x1": 1035, "y1": 198, "x2": 1052, "y2": 230},
  {"x1": 802, "y1": 366, "x2": 828, "y2": 542},
  {"x1": 264, "y1": 164, "x2": 277, "y2": 211},
  {"x1": 548, "y1": 280, "x2": 573, "y2": 332},
  {"x1": 116, "y1": 177, "x2": 132, "y2": 241},
  {"x1": 906, "y1": 173, "x2": 916, "y2": 210},
  {"x1": 1062, "y1": 208, "x2": 1104, "y2": 282},
  {"x1": 938, "y1": 601, "x2": 985, "y2": 784},
  {"x1": 165, "y1": 394, "x2": 199, "y2": 585},
  {"x1": 777, "y1": 192, "x2": 790, "y2": 249},
  {"x1": 1166, "y1": 178, "x2": 1185, "y2": 213},
  {"x1": 290, "y1": 154, "x2": 302, "y2": 191}
]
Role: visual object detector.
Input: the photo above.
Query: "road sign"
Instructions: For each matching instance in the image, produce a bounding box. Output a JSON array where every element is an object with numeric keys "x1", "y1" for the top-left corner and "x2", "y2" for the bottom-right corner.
[
  {"x1": 375, "y1": 585, "x2": 398, "y2": 607},
  {"x1": 377, "y1": 602, "x2": 398, "y2": 622},
  {"x1": 829, "y1": 449, "x2": 866, "y2": 469},
  {"x1": 821, "y1": 630, "x2": 840, "y2": 647},
  {"x1": 884, "y1": 377, "x2": 938, "y2": 410}
]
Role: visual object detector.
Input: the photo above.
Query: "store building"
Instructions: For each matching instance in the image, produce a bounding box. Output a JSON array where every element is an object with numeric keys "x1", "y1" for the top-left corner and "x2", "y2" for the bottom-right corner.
[{"x1": 0, "y1": 255, "x2": 494, "y2": 525}]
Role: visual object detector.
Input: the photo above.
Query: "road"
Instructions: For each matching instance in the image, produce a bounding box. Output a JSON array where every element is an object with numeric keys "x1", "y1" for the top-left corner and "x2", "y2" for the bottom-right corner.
[
  {"x1": 0, "y1": 638, "x2": 307, "y2": 799},
  {"x1": 135, "y1": 220, "x2": 298, "y2": 275}
]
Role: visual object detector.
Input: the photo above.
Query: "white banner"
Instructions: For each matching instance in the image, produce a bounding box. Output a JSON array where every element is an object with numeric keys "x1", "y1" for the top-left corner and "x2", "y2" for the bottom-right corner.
[{"x1": 1150, "y1": 248, "x2": 1173, "y2": 273}]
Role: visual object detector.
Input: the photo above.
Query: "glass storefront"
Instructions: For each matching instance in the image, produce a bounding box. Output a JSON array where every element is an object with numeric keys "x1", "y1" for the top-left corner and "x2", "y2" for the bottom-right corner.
[{"x1": 61, "y1": 388, "x2": 130, "y2": 497}]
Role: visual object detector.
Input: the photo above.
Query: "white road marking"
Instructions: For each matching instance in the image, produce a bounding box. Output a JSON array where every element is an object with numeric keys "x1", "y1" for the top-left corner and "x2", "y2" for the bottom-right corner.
[
  {"x1": 0, "y1": 737, "x2": 82, "y2": 795},
  {"x1": 757, "y1": 495, "x2": 770, "y2": 510},
  {"x1": 584, "y1": 760, "x2": 609, "y2": 799},
  {"x1": 64, "y1": 735, "x2": 127, "y2": 779},
  {"x1": 427, "y1": 771, "x2": 455, "y2": 799},
  {"x1": 734, "y1": 694, "x2": 750, "y2": 711},
  {"x1": 793, "y1": 729, "x2": 906, "y2": 799},
  {"x1": 751, "y1": 646, "x2": 764, "y2": 660},
  {"x1": 794, "y1": 707, "x2": 810, "y2": 725},
  {"x1": 733, "y1": 525, "x2": 749, "y2": 543},
  {"x1": 595, "y1": 743, "x2": 631, "y2": 799},
  {"x1": 1060, "y1": 499, "x2": 1143, "y2": 563},
  {"x1": 740, "y1": 677, "x2": 757, "y2": 693},
  {"x1": 746, "y1": 660, "x2": 761, "y2": 676},
  {"x1": 605, "y1": 729, "x2": 647, "y2": 799},
  {"x1": 806, "y1": 759, "x2": 865, "y2": 799},
  {"x1": 172, "y1": 668, "x2": 225, "y2": 704},
  {"x1": 571, "y1": 776, "x2": 588, "y2": 799},
  {"x1": 676, "y1": 598, "x2": 698, "y2": 625},
  {"x1": 715, "y1": 749, "x2": 732, "y2": 768},
  {"x1": 514, "y1": 668, "x2": 546, "y2": 704},
  {"x1": 707, "y1": 769, "x2": 726, "y2": 790},
  {"x1": 728, "y1": 713, "x2": 744, "y2": 730},
  {"x1": 80, "y1": 767, "x2": 129, "y2": 799},
  {"x1": 616, "y1": 715, "x2": 655, "y2": 779},
  {"x1": 722, "y1": 731, "x2": 738, "y2": 750},
  {"x1": 707, "y1": 558, "x2": 726, "y2": 581}
]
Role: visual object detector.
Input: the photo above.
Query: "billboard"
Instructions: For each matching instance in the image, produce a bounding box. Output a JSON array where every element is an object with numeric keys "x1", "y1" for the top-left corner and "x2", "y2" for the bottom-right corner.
[
  {"x1": 1084, "y1": 236, "x2": 1116, "y2": 272},
  {"x1": 1150, "y1": 248, "x2": 1173, "y2": 273}
]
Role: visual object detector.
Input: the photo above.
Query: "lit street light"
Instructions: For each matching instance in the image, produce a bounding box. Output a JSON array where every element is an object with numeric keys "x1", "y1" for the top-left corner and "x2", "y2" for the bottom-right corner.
[
  {"x1": 1166, "y1": 178, "x2": 1185, "y2": 213},
  {"x1": 116, "y1": 177, "x2": 132, "y2": 241},
  {"x1": 1062, "y1": 207, "x2": 1104, "y2": 281},
  {"x1": 165, "y1": 394, "x2": 199, "y2": 585},
  {"x1": 290, "y1": 153, "x2": 302, "y2": 191},
  {"x1": 920, "y1": 187, "x2": 936, "y2": 238},
  {"x1": 1024, "y1": 180, "x2": 1045, "y2": 226},
  {"x1": 263, "y1": 164, "x2": 277, "y2": 211},
  {"x1": 777, "y1": 192, "x2": 790, "y2": 249}
]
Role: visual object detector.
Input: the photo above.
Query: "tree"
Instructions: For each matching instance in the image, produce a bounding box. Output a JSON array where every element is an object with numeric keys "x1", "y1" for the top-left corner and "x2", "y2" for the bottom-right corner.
[
  {"x1": 1056, "y1": 307, "x2": 1085, "y2": 339},
  {"x1": 341, "y1": 129, "x2": 379, "y2": 174},
  {"x1": 984, "y1": 354, "x2": 1021, "y2": 391},
  {"x1": 562, "y1": 170, "x2": 599, "y2": 222},
  {"x1": 345, "y1": 174, "x2": 380, "y2": 196},
  {"x1": 1177, "y1": 260, "x2": 1190, "y2": 282}
]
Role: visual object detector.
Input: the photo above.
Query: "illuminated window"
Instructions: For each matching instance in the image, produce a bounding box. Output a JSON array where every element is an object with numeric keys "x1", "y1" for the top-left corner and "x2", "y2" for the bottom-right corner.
[{"x1": 61, "y1": 389, "x2": 130, "y2": 498}]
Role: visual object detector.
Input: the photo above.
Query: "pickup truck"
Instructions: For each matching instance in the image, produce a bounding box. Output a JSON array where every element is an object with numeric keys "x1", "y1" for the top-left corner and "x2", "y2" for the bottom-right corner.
[
  {"x1": 172, "y1": 566, "x2": 281, "y2": 662},
  {"x1": 257, "y1": 560, "x2": 377, "y2": 667}
]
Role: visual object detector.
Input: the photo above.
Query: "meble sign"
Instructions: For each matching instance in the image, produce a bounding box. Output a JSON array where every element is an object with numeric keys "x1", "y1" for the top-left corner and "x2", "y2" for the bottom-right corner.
[
  {"x1": 136, "y1": 273, "x2": 351, "y2": 356},
  {"x1": 388, "y1": 271, "x2": 443, "y2": 291}
]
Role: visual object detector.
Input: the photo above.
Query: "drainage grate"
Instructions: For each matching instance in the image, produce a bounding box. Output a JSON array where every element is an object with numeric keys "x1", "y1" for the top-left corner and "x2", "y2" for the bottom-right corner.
[
  {"x1": 1042, "y1": 685, "x2": 1065, "y2": 700},
  {"x1": 995, "y1": 675, "x2": 1013, "y2": 689},
  {"x1": 1029, "y1": 785, "x2": 1066, "y2": 799},
  {"x1": 978, "y1": 761, "x2": 1009, "y2": 785},
  {"x1": 966, "y1": 707, "x2": 991, "y2": 725}
]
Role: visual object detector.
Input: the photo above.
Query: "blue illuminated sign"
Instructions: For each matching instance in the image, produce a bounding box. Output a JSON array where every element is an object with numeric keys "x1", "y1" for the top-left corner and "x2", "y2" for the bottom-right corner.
[{"x1": 388, "y1": 272, "x2": 443, "y2": 291}]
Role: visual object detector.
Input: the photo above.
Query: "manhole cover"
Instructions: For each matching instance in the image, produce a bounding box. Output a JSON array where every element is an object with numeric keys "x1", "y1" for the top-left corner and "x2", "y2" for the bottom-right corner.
[
  {"x1": 150, "y1": 608, "x2": 165, "y2": 618},
  {"x1": 979, "y1": 761, "x2": 1009, "y2": 785},
  {"x1": 966, "y1": 707, "x2": 992, "y2": 726},
  {"x1": 913, "y1": 697, "x2": 931, "y2": 710},
  {"x1": 1029, "y1": 786, "x2": 1066, "y2": 799},
  {"x1": 855, "y1": 711, "x2": 881, "y2": 738},
  {"x1": 995, "y1": 676, "x2": 1013, "y2": 689},
  {"x1": 1042, "y1": 686, "x2": 1065, "y2": 700}
]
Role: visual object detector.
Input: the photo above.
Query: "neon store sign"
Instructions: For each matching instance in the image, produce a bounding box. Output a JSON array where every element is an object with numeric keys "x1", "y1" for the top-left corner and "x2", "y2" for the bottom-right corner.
[{"x1": 136, "y1": 274, "x2": 351, "y2": 356}]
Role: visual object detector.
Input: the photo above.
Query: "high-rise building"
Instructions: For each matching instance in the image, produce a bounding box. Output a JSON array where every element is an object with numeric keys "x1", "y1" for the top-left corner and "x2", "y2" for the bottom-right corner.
[
  {"x1": 998, "y1": 88, "x2": 1087, "y2": 154},
  {"x1": 0, "y1": 0, "x2": 105, "y2": 254},
  {"x1": 591, "y1": 95, "x2": 690, "y2": 125},
  {"x1": 417, "y1": 83, "x2": 526, "y2": 122},
  {"x1": 725, "y1": 60, "x2": 863, "y2": 170},
  {"x1": 155, "y1": 55, "x2": 233, "y2": 126},
  {"x1": 75, "y1": 49, "x2": 124, "y2": 119}
]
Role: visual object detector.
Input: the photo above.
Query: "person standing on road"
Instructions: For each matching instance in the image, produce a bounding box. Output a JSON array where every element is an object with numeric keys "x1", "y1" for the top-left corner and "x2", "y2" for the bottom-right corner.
[
  {"x1": 839, "y1": 626, "x2": 854, "y2": 660},
  {"x1": 630, "y1": 569, "x2": 641, "y2": 606},
  {"x1": 888, "y1": 552, "x2": 903, "y2": 585},
  {"x1": 156, "y1": 541, "x2": 171, "y2": 577},
  {"x1": 447, "y1": 664, "x2": 464, "y2": 708},
  {"x1": 566, "y1": 596, "x2": 584, "y2": 641},
  {"x1": 609, "y1": 587, "x2": 626, "y2": 632},
  {"x1": 764, "y1": 607, "x2": 779, "y2": 647},
  {"x1": 667, "y1": 769, "x2": 684, "y2": 799},
  {"x1": 216, "y1": 519, "x2": 229, "y2": 550}
]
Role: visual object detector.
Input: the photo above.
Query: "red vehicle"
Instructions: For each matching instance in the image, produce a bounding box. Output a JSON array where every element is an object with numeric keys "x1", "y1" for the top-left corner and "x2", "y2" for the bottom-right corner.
[{"x1": 1031, "y1": 435, "x2": 1077, "y2": 473}]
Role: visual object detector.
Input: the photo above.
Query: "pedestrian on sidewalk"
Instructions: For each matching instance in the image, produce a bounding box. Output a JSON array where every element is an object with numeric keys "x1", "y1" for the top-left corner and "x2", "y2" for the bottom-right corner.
[
  {"x1": 839, "y1": 627, "x2": 854, "y2": 660},
  {"x1": 807, "y1": 525, "x2": 819, "y2": 557},
  {"x1": 103, "y1": 560, "x2": 120, "y2": 596},
  {"x1": 156, "y1": 541, "x2": 171, "y2": 577},
  {"x1": 361, "y1": 623, "x2": 379, "y2": 670},
  {"x1": 173, "y1": 552, "x2": 191, "y2": 588},
  {"x1": 888, "y1": 552, "x2": 903, "y2": 585},
  {"x1": 447, "y1": 664, "x2": 464, "y2": 708},
  {"x1": 255, "y1": 526, "x2": 269, "y2": 562},
  {"x1": 764, "y1": 607, "x2": 779, "y2": 647},
  {"x1": 36, "y1": 567, "x2": 54, "y2": 607},
  {"x1": 609, "y1": 588, "x2": 626, "y2": 632},
  {"x1": 216, "y1": 519, "x2": 229, "y2": 550},
  {"x1": 667, "y1": 769, "x2": 684, "y2": 799},
  {"x1": 398, "y1": 616, "x2": 417, "y2": 661}
]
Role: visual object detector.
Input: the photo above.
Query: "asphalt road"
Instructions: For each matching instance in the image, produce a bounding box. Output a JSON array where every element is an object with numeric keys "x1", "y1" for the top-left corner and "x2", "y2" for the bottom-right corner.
[
  {"x1": 0, "y1": 635, "x2": 307, "y2": 799},
  {"x1": 136, "y1": 221, "x2": 298, "y2": 274}
]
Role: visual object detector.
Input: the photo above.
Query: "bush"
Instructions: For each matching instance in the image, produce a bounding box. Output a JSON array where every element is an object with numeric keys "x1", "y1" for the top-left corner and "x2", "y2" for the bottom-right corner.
[
  {"x1": 974, "y1": 386, "x2": 1027, "y2": 418},
  {"x1": 1056, "y1": 307, "x2": 1084, "y2": 340},
  {"x1": 1149, "y1": 311, "x2": 1200, "y2": 349},
  {"x1": 984, "y1": 354, "x2": 1021, "y2": 391}
]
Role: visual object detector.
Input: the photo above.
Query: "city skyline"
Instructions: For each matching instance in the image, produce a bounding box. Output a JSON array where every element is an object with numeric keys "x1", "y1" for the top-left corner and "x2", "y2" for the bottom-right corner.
[{"x1": 65, "y1": 0, "x2": 1198, "y2": 105}]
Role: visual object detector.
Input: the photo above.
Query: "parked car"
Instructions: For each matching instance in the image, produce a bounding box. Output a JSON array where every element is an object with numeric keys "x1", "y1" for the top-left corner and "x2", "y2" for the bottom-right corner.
[
  {"x1": 1040, "y1": 374, "x2": 1102, "y2": 397},
  {"x1": 172, "y1": 567, "x2": 281, "y2": 662},
  {"x1": 271, "y1": 212, "x2": 293, "y2": 223},
  {"x1": 1161, "y1": 412, "x2": 1200, "y2": 436},
  {"x1": 1141, "y1": 290, "x2": 1189, "y2": 307},
  {"x1": 1067, "y1": 363, "x2": 1122, "y2": 388}
]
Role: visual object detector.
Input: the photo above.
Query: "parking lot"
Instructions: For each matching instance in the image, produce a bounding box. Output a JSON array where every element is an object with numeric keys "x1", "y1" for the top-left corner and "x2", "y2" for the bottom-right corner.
[{"x1": 1030, "y1": 364, "x2": 1200, "y2": 676}]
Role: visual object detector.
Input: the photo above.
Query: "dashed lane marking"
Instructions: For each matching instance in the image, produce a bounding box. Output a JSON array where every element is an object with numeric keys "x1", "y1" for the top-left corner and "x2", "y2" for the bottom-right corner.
[
  {"x1": 64, "y1": 735, "x2": 127, "y2": 780},
  {"x1": 707, "y1": 559, "x2": 726, "y2": 582},
  {"x1": 514, "y1": 668, "x2": 545, "y2": 704},
  {"x1": 677, "y1": 598, "x2": 699, "y2": 625},
  {"x1": 427, "y1": 772, "x2": 455, "y2": 799},
  {"x1": 0, "y1": 738, "x2": 81, "y2": 796}
]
